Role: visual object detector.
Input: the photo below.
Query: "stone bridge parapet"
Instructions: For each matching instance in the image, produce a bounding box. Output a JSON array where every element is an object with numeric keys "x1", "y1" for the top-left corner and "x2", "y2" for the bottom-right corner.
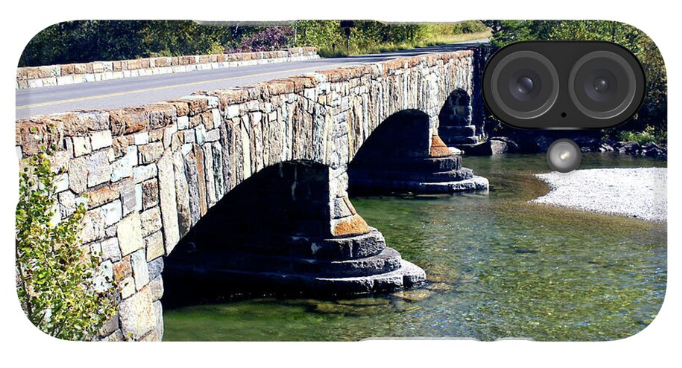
[{"x1": 16, "y1": 47, "x2": 319, "y2": 89}]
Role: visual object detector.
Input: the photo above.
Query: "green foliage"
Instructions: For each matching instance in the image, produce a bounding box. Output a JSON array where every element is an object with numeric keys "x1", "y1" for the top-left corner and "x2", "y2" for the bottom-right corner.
[
  {"x1": 20, "y1": 20, "x2": 491, "y2": 66},
  {"x1": 616, "y1": 125, "x2": 666, "y2": 144},
  {"x1": 19, "y1": 20, "x2": 247, "y2": 66},
  {"x1": 16, "y1": 147, "x2": 115, "y2": 341},
  {"x1": 483, "y1": 20, "x2": 667, "y2": 141},
  {"x1": 293, "y1": 20, "x2": 490, "y2": 57},
  {"x1": 452, "y1": 20, "x2": 489, "y2": 34}
]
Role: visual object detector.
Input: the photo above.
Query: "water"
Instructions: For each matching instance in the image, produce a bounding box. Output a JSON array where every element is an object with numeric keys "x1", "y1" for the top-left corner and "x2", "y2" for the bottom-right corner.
[{"x1": 163, "y1": 153, "x2": 666, "y2": 341}]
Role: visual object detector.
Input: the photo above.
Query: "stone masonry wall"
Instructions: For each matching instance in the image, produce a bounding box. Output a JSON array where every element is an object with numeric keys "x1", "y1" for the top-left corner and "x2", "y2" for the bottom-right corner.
[
  {"x1": 15, "y1": 50, "x2": 475, "y2": 341},
  {"x1": 16, "y1": 47, "x2": 318, "y2": 90}
]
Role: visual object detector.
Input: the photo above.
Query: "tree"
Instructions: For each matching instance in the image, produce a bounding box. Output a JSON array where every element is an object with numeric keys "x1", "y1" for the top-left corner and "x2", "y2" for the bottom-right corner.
[{"x1": 16, "y1": 147, "x2": 115, "y2": 340}]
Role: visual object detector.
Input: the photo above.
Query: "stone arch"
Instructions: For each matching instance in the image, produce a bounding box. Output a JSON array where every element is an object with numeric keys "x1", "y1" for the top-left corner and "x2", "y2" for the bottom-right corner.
[
  {"x1": 349, "y1": 109, "x2": 488, "y2": 194},
  {"x1": 437, "y1": 88, "x2": 481, "y2": 146},
  {"x1": 163, "y1": 159, "x2": 425, "y2": 304}
]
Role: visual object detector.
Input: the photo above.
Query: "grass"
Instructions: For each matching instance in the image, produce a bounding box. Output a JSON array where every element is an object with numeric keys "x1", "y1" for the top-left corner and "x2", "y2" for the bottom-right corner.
[{"x1": 317, "y1": 30, "x2": 492, "y2": 58}]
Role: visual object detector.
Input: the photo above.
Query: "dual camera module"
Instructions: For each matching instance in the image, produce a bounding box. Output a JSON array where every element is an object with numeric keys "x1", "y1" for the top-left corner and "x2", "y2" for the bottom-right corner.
[
  {"x1": 483, "y1": 41, "x2": 645, "y2": 128},
  {"x1": 482, "y1": 41, "x2": 646, "y2": 171}
]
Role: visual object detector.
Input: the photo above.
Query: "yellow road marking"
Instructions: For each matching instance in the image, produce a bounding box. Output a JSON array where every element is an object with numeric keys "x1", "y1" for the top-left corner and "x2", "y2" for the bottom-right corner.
[{"x1": 16, "y1": 63, "x2": 351, "y2": 110}]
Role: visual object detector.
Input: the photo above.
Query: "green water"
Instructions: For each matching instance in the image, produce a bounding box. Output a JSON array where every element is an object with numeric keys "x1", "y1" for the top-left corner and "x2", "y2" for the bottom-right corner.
[{"x1": 163, "y1": 153, "x2": 667, "y2": 341}]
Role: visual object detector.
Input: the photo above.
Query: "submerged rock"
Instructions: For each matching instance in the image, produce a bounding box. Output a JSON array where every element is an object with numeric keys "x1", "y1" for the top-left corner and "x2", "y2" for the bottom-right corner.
[{"x1": 392, "y1": 288, "x2": 433, "y2": 302}]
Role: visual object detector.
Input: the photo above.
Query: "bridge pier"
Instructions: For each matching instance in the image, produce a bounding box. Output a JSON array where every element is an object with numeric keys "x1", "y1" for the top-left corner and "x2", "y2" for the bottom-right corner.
[
  {"x1": 349, "y1": 110, "x2": 489, "y2": 193},
  {"x1": 164, "y1": 161, "x2": 425, "y2": 298}
]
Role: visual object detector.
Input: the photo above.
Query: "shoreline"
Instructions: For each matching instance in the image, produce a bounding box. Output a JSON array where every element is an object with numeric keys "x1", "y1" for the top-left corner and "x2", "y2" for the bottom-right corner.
[{"x1": 530, "y1": 168, "x2": 667, "y2": 223}]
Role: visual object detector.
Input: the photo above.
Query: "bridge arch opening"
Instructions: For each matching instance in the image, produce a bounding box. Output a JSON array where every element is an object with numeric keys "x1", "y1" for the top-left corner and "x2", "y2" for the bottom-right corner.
[
  {"x1": 437, "y1": 88, "x2": 482, "y2": 146},
  {"x1": 349, "y1": 109, "x2": 485, "y2": 194},
  {"x1": 163, "y1": 159, "x2": 425, "y2": 306}
]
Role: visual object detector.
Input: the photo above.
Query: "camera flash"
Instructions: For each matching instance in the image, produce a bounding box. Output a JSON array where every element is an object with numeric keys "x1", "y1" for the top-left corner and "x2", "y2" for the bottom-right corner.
[{"x1": 547, "y1": 139, "x2": 582, "y2": 173}]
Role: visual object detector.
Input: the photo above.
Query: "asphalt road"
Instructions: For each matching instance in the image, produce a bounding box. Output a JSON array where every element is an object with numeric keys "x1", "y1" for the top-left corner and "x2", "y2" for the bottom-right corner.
[{"x1": 16, "y1": 39, "x2": 488, "y2": 119}]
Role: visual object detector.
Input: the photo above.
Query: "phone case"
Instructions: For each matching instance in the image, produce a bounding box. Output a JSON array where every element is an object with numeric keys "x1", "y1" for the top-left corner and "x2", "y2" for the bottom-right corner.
[{"x1": 15, "y1": 20, "x2": 666, "y2": 342}]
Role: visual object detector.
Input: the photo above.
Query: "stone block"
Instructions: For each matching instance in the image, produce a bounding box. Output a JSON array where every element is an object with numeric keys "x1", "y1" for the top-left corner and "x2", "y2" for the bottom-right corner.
[
  {"x1": 130, "y1": 249, "x2": 150, "y2": 290},
  {"x1": 173, "y1": 151, "x2": 192, "y2": 237},
  {"x1": 54, "y1": 173, "x2": 69, "y2": 193},
  {"x1": 87, "y1": 186, "x2": 119, "y2": 208},
  {"x1": 134, "y1": 132, "x2": 149, "y2": 145},
  {"x1": 152, "y1": 301, "x2": 164, "y2": 340},
  {"x1": 147, "y1": 257, "x2": 164, "y2": 280},
  {"x1": 195, "y1": 124, "x2": 207, "y2": 145},
  {"x1": 333, "y1": 196, "x2": 356, "y2": 219},
  {"x1": 212, "y1": 108, "x2": 222, "y2": 128},
  {"x1": 113, "y1": 257, "x2": 132, "y2": 282},
  {"x1": 94, "y1": 260, "x2": 114, "y2": 293},
  {"x1": 177, "y1": 116, "x2": 189, "y2": 130},
  {"x1": 112, "y1": 136, "x2": 129, "y2": 158},
  {"x1": 105, "y1": 225, "x2": 117, "y2": 238},
  {"x1": 119, "y1": 277, "x2": 136, "y2": 300},
  {"x1": 134, "y1": 164, "x2": 157, "y2": 183},
  {"x1": 111, "y1": 146, "x2": 136, "y2": 182},
  {"x1": 149, "y1": 277, "x2": 164, "y2": 301},
  {"x1": 157, "y1": 152, "x2": 180, "y2": 254},
  {"x1": 91, "y1": 130, "x2": 113, "y2": 150},
  {"x1": 119, "y1": 178, "x2": 137, "y2": 216},
  {"x1": 118, "y1": 286, "x2": 155, "y2": 340},
  {"x1": 145, "y1": 231, "x2": 164, "y2": 261},
  {"x1": 332, "y1": 214, "x2": 370, "y2": 237},
  {"x1": 117, "y1": 213, "x2": 144, "y2": 256},
  {"x1": 164, "y1": 124, "x2": 178, "y2": 149},
  {"x1": 58, "y1": 190, "x2": 77, "y2": 217},
  {"x1": 86, "y1": 150, "x2": 112, "y2": 187},
  {"x1": 81, "y1": 210, "x2": 106, "y2": 243},
  {"x1": 205, "y1": 128, "x2": 220, "y2": 142},
  {"x1": 72, "y1": 136, "x2": 91, "y2": 157},
  {"x1": 99, "y1": 199, "x2": 122, "y2": 226},
  {"x1": 138, "y1": 142, "x2": 164, "y2": 164},
  {"x1": 101, "y1": 237, "x2": 122, "y2": 262},
  {"x1": 135, "y1": 184, "x2": 143, "y2": 212},
  {"x1": 140, "y1": 207, "x2": 162, "y2": 237},
  {"x1": 98, "y1": 314, "x2": 119, "y2": 338},
  {"x1": 141, "y1": 179, "x2": 159, "y2": 210},
  {"x1": 68, "y1": 157, "x2": 87, "y2": 193},
  {"x1": 149, "y1": 129, "x2": 164, "y2": 143}
]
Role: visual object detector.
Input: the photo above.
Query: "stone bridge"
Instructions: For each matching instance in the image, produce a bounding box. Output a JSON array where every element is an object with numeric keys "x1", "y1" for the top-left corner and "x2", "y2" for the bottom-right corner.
[{"x1": 15, "y1": 49, "x2": 488, "y2": 341}]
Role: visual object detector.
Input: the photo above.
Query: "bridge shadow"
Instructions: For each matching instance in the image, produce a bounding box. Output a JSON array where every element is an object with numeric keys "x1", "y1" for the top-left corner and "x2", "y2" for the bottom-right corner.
[
  {"x1": 163, "y1": 160, "x2": 334, "y2": 307},
  {"x1": 348, "y1": 109, "x2": 481, "y2": 195}
]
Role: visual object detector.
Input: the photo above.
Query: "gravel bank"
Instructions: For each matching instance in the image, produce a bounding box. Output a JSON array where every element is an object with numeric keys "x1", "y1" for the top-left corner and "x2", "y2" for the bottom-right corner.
[{"x1": 531, "y1": 168, "x2": 667, "y2": 222}]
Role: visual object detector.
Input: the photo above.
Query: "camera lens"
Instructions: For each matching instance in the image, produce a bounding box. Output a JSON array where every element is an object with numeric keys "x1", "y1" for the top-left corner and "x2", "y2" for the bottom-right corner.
[
  {"x1": 490, "y1": 51, "x2": 559, "y2": 119},
  {"x1": 593, "y1": 77, "x2": 609, "y2": 92},
  {"x1": 547, "y1": 139, "x2": 582, "y2": 173},
  {"x1": 569, "y1": 51, "x2": 638, "y2": 119}
]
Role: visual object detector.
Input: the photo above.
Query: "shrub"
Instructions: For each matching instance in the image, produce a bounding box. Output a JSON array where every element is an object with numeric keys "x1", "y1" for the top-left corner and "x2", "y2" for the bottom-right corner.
[
  {"x1": 16, "y1": 148, "x2": 115, "y2": 340},
  {"x1": 236, "y1": 26, "x2": 294, "y2": 52}
]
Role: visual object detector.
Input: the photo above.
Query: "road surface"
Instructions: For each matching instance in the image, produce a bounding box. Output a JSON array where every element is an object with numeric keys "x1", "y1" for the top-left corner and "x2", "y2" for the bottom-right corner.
[{"x1": 16, "y1": 40, "x2": 488, "y2": 119}]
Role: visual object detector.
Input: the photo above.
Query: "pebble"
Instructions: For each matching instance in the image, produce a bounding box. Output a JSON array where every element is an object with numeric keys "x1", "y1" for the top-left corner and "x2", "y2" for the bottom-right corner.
[{"x1": 531, "y1": 168, "x2": 666, "y2": 222}]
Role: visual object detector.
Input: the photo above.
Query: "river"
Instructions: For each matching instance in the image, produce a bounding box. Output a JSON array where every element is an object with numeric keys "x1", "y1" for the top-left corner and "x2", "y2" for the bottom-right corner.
[{"x1": 163, "y1": 153, "x2": 666, "y2": 341}]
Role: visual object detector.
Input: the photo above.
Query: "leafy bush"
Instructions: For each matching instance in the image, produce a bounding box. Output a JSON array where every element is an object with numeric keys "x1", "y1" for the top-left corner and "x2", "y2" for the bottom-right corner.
[
  {"x1": 234, "y1": 26, "x2": 294, "y2": 52},
  {"x1": 19, "y1": 20, "x2": 246, "y2": 66},
  {"x1": 452, "y1": 20, "x2": 489, "y2": 34},
  {"x1": 16, "y1": 148, "x2": 115, "y2": 340},
  {"x1": 20, "y1": 20, "x2": 491, "y2": 66},
  {"x1": 617, "y1": 126, "x2": 665, "y2": 145}
]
